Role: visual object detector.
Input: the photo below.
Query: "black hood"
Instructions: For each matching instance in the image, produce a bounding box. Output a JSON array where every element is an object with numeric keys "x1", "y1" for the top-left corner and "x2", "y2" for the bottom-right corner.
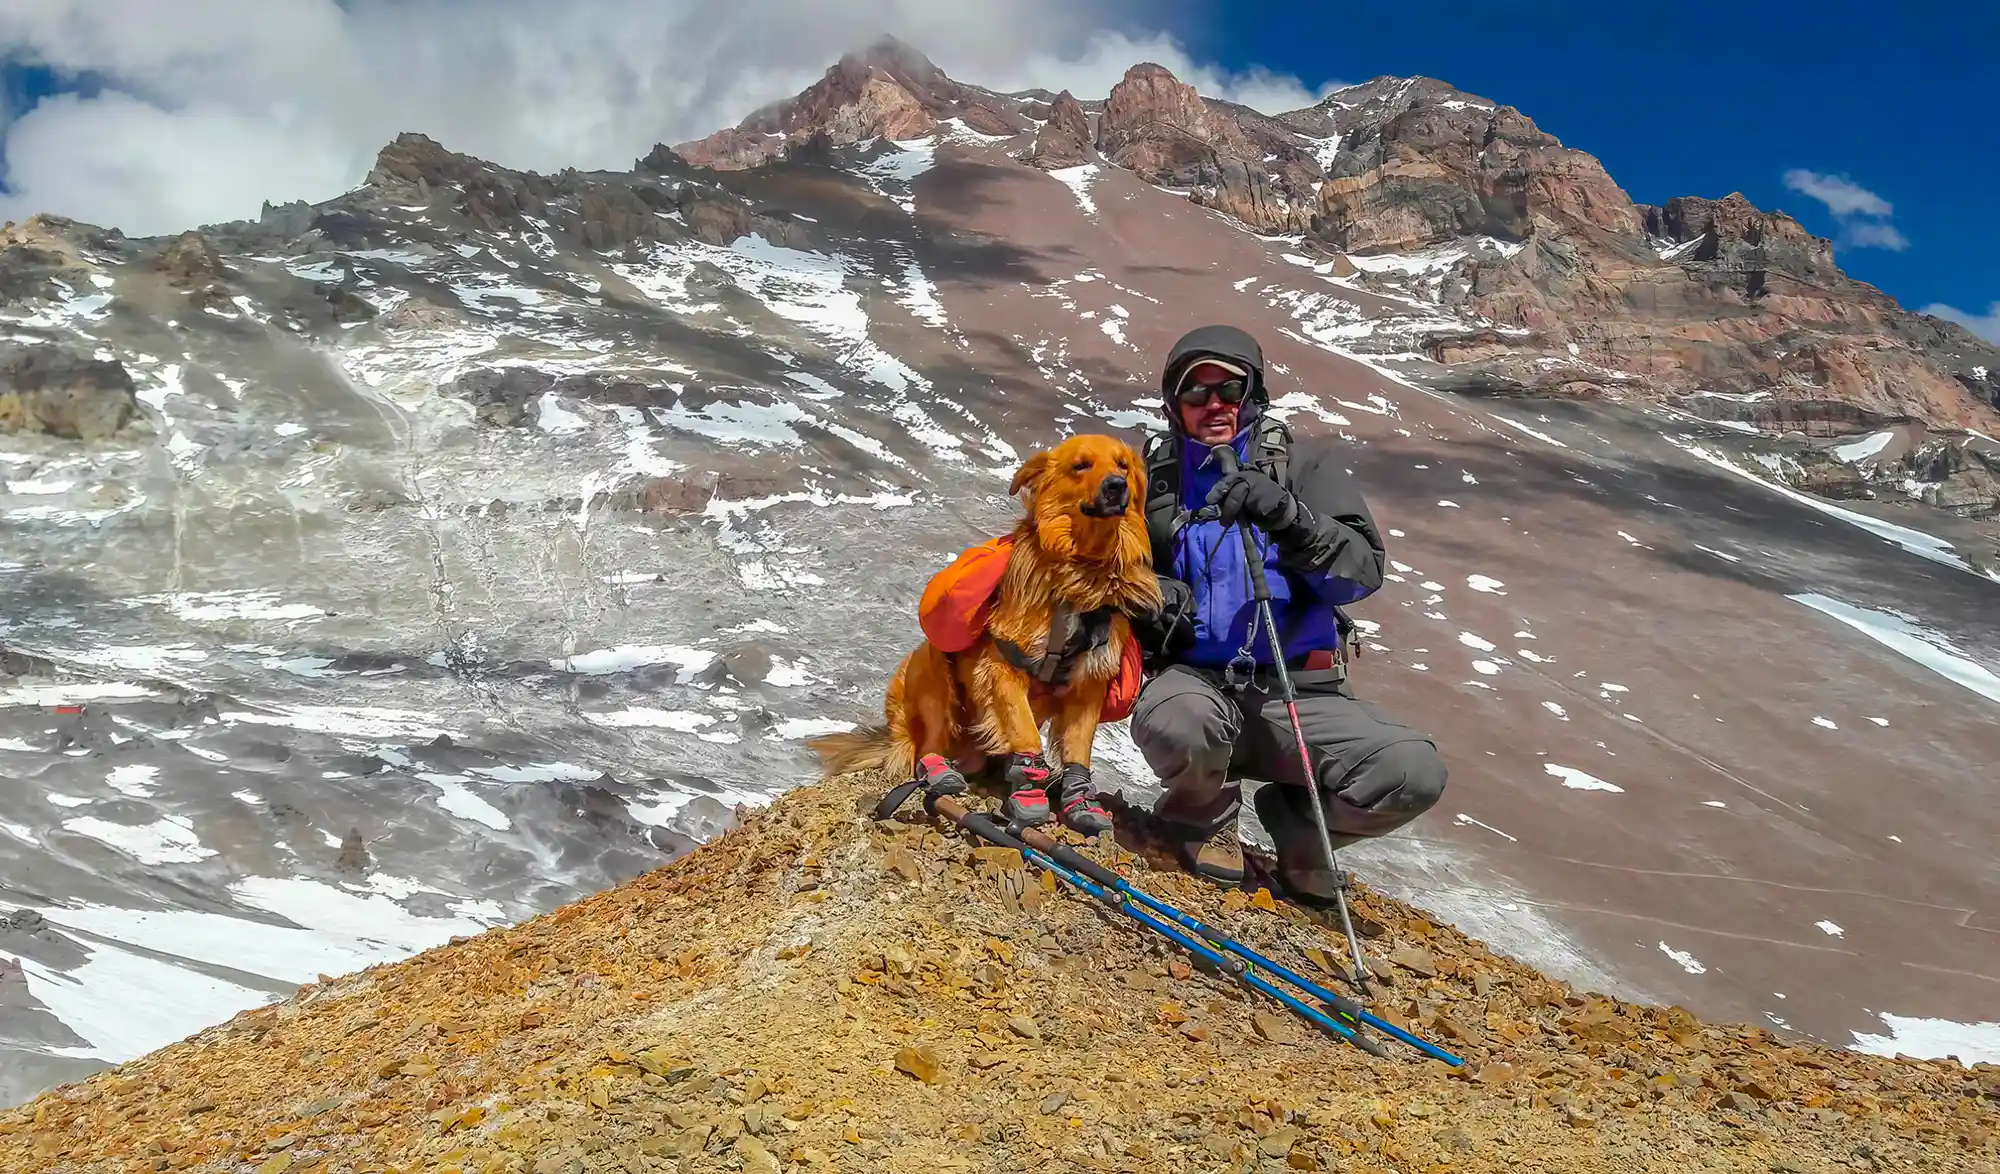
[{"x1": 1159, "y1": 324, "x2": 1268, "y2": 436}]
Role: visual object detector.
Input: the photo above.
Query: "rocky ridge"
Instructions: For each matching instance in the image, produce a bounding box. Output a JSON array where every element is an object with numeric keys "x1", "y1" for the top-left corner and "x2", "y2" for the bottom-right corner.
[
  {"x1": 674, "y1": 46, "x2": 2000, "y2": 513},
  {"x1": 2, "y1": 769, "x2": 1993, "y2": 1174}
]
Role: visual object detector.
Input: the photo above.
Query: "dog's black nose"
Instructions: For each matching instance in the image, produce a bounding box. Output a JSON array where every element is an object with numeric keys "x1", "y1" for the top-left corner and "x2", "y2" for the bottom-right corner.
[{"x1": 1097, "y1": 475, "x2": 1129, "y2": 509}]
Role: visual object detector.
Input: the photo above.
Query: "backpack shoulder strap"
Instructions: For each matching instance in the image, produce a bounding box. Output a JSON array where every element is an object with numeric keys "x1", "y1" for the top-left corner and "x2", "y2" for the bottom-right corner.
[
  {"x1": 1142, "y1": 429, "x2": 1182, "y2": 567},
  {"x1": 1250, "y1": 413, "x2": 1292, "y2": 487}
]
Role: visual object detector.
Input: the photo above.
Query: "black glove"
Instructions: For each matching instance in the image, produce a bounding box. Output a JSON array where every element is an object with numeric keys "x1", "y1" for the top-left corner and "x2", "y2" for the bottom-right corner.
[
  {"x1": 1132, "y1": 575, "x2": 1195, "y2": 662},
  {"x1": 1205, "y1": 468, "x2": 1298, "y2": 531}
]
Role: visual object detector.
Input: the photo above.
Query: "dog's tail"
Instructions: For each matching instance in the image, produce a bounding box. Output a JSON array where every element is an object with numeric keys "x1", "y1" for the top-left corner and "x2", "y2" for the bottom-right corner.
[
  {"x1": 808, "y1": 645, "x2": 952, "y2": 785},
  {"x1": 807, "y1": 724, "x2": 898, "y2": 780}
]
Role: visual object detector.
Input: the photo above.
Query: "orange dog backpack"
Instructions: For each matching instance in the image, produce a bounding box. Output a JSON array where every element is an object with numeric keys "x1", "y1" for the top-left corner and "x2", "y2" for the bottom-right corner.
[{"x1": 917, "y1": 534, "x2": 1144, "y2": 723}]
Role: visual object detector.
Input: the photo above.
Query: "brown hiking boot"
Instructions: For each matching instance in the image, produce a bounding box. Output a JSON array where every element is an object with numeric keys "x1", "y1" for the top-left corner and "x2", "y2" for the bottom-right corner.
[
  {"x1": 1252, "y1": 784, "x2": 1348, "y2": 907},
  {"x1": 1170, "y1": 818, "x2": 1246, "y2": 885}
]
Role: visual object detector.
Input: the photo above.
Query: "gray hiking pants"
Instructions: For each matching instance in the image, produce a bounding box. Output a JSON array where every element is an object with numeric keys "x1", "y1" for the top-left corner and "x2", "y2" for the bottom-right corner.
[{"x1": 1129, "y1": 663, "x2": 1447, "y2": 847}]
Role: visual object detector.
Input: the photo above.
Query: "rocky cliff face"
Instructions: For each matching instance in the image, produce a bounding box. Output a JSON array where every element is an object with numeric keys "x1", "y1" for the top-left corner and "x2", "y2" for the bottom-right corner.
[
  {"x1": 1094, "y1": 65, "x2": 1324, "y2": 236},
  {"x1": 672, "y1": 56, "x2": 2000, "y2": 496}
]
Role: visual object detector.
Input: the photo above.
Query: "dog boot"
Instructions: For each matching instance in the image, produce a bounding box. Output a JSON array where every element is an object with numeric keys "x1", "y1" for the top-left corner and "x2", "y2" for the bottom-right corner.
[
  {"x1": 916, "y1": 754, "x2": 968, "y2": 795},
  {"x1": 999, "y1": 753, "x2": 1054, "y2": 827},
  {"x1": 1055, "y1": 763, "x2": 1114, "y2": 837}
]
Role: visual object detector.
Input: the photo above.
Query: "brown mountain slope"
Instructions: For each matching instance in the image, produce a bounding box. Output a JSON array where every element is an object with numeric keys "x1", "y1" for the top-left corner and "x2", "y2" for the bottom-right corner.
[
  {"x1": 3, "y1": 769, "x2": 1993, "y2": 1174},
  {"x1": 675, "y1": 46, "x2": 2000, "y2": 473}
]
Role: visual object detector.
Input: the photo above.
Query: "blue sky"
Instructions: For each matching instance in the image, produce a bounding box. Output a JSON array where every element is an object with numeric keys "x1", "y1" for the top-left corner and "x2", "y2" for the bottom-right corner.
[{"x1": 1194, "y1": 0, "x2": 2000, "y2": 338}]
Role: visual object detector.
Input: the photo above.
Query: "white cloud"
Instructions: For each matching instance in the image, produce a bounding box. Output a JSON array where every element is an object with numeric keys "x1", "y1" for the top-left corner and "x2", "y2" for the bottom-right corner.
[
  {"x1": 1922, "y1": 301, "x2": 2000, "y2": 345},
  {"x1": 1782, "y1": 169, "x2": 1890, "y2": 218},
  {"x1": 1781, "y1": 167, "x2": 1908, "y2": 252},
  {"x1": 955, "y1": 29, "x2": 1345, "y2": 114},
  {"x1": 1839, "y1": 220, "x2": 1910, "y2": 251},
  {"x1": 2, "y1": 0, "x2": 1314, "y2": 236}
]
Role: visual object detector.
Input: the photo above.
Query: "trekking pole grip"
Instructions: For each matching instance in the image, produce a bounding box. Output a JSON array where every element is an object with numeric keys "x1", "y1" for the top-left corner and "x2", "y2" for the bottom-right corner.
[{"x1": 1211, "y1": 444, "x2": 1274, "y2": 604}]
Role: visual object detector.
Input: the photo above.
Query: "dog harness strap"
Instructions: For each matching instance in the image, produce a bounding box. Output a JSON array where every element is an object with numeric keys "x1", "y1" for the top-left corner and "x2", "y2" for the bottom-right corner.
[{"x1": 995, "y1": 602, "x2": 1119, "y2": 690}]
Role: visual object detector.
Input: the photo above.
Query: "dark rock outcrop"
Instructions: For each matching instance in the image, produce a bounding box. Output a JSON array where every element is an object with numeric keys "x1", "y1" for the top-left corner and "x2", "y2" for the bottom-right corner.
[
  {"x1": 677, "y1": 186, "x2": 751, "y2": 247},
  {"x1": 366, "y1": 133, "x2": 557, "y2": 231},
  {"x1": 0, "y1": 343, "x2": 139, "y2": 441},
  {"x1": 1095, "y1": 63, "x2": 1214, "y2": 180},
  {"x1": 1091, "y1": 64, "x2": 1321, "y2": 235},
  {"x1": 576, "y1": 188, "x2": 657, "y2": 252},
  {"x1": 0, "y1": 216, "x2": 123, "y2": 308},
  {"x1": 1024, "y1": 90, "x2": 1092, "y2": 170},
  {"x1": 155, "y1": 231, "x2": 229, "y2": 286},
  {"x1": 443, "y1": 367, "x2": 557, "y2": 428},
  {"x1": 1640, "y1": 193, "x2": 1839, "y2": 286},
  {"x1": 1304, "y1": 76, "x2": 1645, "y2": 252},
  {"x1": 635, "y1": 143, "x2": 690, "y2": 175}
]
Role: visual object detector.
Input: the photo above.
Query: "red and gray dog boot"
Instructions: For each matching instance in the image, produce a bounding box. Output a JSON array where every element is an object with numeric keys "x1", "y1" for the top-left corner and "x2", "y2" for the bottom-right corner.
[
  {"x1": 999, "y1": 753, "x2": 1054, "y2": 827},
  {"x1": 1056, "y1": 763, "x2": 1114, "y2": 837},
  {"x1": 916, "y1": 754, "x2": 968, "y2": 795}
]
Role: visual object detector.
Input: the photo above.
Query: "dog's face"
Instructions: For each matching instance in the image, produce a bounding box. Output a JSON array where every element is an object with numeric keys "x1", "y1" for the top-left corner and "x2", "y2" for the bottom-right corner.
[
  {"x1": 1010, "y1": 433, "x2": 1143, "y2": 522},
  {"x1": 1009, "y1": 433, "x2": 1153, "y2": 571}
]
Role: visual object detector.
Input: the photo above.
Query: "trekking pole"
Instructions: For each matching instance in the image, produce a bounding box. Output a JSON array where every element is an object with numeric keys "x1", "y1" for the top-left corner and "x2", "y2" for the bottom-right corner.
[
  {"x1": 923, "y1": 794, "x2": 1392, "y2": 1058},
  {"x1": 1211, "y1": 443, "x2": 1374, "y2": 997},
  {"x1": 993, "y1": 812, "x2": 1462, "y2": 1065}
]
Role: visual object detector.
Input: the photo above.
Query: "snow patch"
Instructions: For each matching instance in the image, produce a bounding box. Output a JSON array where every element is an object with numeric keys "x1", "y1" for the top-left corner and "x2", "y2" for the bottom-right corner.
[
  {"x1": 105, "y1": 764, "x2": 158, "y2": 798},
  {"x1": 556, "y1": 644, "x2": 716, "y2": 679},
  {"x1": 1850, "y1": 1014, "x2": 2000, "y2": 1066},
  {"x1": 1673, "y1": 439, "x2": 1978, "y2": 578},
  {"x1": 584, "y1": 707, "x2": 715, "y2": 731},
  {"x1": 62, "y1": 814, "x2": 216, "y2": 864},
  {"x1": 1453, "y1": 813, "x2": 1516, "y2": 842},
  {"x1": 1488, "y1": 413, "x2": 1568, "y2": 448},
  {"x1": 1048, "y1": 165, "x2": 1100, "y2": 216},
  {"x1": 1544, "y1": 763, "x2": 1622, "y2": 792},
  {"x1": 221, "y1": 705, "x2": 457, "y2": 741},
  {"x1": 770, "y1": 717, "x2": 856, "y2": 739},
  {"x1": 1834, "y1": 431, "x2": 1895, "y2": 463},
  {"x1": 1788, "y1": 592, "x2": 2000, "y2": 706}
]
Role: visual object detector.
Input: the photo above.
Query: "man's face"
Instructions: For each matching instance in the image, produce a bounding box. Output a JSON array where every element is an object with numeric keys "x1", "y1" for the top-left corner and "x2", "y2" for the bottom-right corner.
[{"x1": 1176, "y1": 361, "x2": 1246, "y2": 445}]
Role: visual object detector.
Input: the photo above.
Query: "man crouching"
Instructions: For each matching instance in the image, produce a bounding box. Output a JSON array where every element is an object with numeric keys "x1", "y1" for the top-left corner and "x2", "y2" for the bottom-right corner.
[{"x1": 1127, "y1": 324, "x2": 1448, "y2": 906}]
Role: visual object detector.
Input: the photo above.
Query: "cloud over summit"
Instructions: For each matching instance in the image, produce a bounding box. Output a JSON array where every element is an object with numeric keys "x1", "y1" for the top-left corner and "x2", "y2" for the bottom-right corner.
[
  {"x1": 0, "y1": 0, "x2": 1338, "y2": 236},
  {"x1": 1782, "y1": 168, "x2": 1910, "y2": 252}
]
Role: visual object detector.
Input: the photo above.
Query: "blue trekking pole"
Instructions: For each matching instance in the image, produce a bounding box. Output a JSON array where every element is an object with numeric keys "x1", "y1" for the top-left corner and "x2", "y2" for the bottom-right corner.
[
  {"x1": 1210, "y1": 442, "x2": 1375, "y2": 997},
  {"x1": 929, "y1": 798, "x2": 1393, "y2": 1058},
  {"x1": 958, "y1": 795, "x2": 1462, "y2": 1065}
]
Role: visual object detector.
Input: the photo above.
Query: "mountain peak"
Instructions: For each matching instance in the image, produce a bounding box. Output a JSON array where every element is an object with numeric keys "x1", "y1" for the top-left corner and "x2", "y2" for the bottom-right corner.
[
  {"x1": 673, "y1": 36, "x2": 1023, "y2": 170},
  {"x1": 838, "y1": 33, "x2": 940, "y2": 81}
]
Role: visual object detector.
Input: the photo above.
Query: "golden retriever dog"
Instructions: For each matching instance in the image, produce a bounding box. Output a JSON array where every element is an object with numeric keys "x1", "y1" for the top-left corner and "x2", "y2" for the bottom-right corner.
[{"x1": 810, "y1": 433, "x2": 1160, "y2": 822}]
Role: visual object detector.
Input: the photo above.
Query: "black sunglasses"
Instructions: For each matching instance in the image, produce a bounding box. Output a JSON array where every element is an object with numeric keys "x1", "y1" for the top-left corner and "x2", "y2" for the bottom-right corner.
[{"x1": 1176, "y1": 376, "x2": 1249, "y2": 406}]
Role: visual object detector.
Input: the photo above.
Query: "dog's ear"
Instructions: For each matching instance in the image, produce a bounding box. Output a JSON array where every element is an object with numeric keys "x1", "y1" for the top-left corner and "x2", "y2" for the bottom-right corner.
[{"x1": 1009, "y1": 450, "x2": 1050, "y2": 499}]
